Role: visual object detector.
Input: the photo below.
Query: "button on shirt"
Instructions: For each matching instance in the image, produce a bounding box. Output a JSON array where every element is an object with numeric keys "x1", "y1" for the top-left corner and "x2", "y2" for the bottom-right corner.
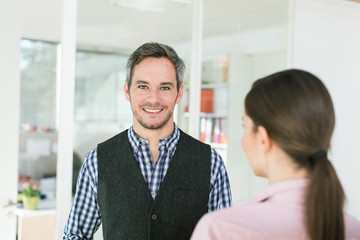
[{"x1": 63, "y1": 124, "x2": 232, "y2": 239}]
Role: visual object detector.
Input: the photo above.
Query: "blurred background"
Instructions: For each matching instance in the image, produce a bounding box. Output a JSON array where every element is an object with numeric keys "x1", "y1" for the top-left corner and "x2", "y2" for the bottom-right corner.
[{"x1": 1, "y1": 0, "x2": 360, "y2": 239}]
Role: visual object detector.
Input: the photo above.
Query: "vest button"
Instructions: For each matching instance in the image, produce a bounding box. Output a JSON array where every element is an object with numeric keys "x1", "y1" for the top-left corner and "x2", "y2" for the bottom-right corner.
[{"x1": 151, "y1": 214, "x2": 157, "y2": 220}]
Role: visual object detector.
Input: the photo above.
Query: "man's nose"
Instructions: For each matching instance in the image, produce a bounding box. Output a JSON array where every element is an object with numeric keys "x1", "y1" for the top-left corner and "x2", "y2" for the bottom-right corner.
[{"x1": 146, "y1": 88, "x2": 161, "y2": 103}]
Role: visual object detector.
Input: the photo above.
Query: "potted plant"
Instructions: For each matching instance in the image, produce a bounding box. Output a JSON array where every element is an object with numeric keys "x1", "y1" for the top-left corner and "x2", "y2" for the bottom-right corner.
[{"x1": 22, "y1": 180, "x2": 41, "y2": 210}]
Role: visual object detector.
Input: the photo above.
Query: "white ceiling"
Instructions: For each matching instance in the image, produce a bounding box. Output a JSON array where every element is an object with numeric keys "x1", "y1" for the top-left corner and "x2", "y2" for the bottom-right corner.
[{"x1": 21, "y1": 0, "x2": 289, "y2": 52}]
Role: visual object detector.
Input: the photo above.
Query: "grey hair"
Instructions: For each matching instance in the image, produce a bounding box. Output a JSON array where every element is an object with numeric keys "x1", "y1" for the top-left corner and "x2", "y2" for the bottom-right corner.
[{"x1": 126, "y1": 42, "x2": 186, "y2": 91}]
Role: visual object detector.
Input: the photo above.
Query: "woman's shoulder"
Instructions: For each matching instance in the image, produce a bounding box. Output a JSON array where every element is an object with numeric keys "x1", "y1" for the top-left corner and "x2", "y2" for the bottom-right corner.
[
  {"x1": 192, "y1": 203, "x2": 308, "y2": 240},
  {"x1": 345, "y1": 213, "x2": 360, "y2": 239},
  {"x1": 191, "y1": 206, "x2": 258, "y2": 239}
]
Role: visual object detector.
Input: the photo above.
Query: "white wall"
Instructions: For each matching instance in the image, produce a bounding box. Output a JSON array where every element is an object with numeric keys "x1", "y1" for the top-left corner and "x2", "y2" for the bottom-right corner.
[
  {"x1": 0, "y1": 1, "x2": 21, "y2": 238},
  {"x1": 292, "y1": 0, "x2": 360, "y2": 218}
]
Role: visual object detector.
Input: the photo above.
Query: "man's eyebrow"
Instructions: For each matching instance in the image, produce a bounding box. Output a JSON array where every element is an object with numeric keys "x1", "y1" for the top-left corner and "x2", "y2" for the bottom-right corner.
[
  {"x1": 160, "y1": 82, "x2": 175, "y2": 86},
  {"x1": 134, "y1": 80, "x2": 149, "y2": 85}
]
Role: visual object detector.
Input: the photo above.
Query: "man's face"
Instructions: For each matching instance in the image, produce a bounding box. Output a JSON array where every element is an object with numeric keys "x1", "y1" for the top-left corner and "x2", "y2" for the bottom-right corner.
[{"x1": 124, "y1": 57, "x2": 183, "y2": 131}]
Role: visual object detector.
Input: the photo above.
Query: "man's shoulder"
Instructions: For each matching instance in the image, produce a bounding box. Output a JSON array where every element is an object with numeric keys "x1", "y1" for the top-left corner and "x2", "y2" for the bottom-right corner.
[
  {"x1": 177, "y1": 129, "x2": 212, "y2": 158},
  {"x1": 179, "y1": 129, "x2": 210, "y2": 148},
  {"x1": 98, "y1": 129, "x2": 129, "y2": 147}
]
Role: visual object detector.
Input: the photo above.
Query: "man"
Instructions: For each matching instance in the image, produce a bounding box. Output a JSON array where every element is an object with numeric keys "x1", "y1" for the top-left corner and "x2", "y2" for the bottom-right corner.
[{"x1": 63, "y1": 42, "x2": 232, "y2": 240}]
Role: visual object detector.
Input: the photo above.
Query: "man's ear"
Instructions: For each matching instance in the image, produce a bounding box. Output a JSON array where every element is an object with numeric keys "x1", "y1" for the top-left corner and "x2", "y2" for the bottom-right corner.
[
  {"x1": 257, "y1": 125, "x2": 272, "y2": 153},
  {"x1": 124, "y1": 81, "x2": 130, "y2": 102},
  {"x1": 176, "y1": 85, "x2": 184, "y2": 104}
]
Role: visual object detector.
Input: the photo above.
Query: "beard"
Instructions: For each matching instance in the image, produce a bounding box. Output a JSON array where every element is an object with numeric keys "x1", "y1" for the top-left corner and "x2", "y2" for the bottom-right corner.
[{"x1": 132, "y1": 103, "x2": 174, "y2": 130}]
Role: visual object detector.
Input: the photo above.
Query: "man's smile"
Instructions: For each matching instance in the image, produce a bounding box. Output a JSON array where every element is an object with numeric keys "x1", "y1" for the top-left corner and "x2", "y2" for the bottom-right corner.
[{"x1": 144, "y1": 108, "x2": 162, "y2": 113}]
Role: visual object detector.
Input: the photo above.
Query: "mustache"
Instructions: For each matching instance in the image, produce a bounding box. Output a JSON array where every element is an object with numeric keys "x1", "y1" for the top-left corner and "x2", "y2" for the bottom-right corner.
[{"x1": 140, "y1": 103, "x2": 167, "y2": 109}]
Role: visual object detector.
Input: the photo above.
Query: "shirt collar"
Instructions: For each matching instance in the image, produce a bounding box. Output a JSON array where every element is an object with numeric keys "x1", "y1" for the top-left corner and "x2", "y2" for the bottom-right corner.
[
  {"x1": 250, "y1": 179, "x2": 310, "y2": 204},
  {"x1": 127, "y1": 123, "x2": 180, "y2": 153}
]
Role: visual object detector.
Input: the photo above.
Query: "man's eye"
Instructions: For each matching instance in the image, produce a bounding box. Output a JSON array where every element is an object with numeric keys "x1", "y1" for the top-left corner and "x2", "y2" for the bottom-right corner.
[
  {"x1": 139, "y1": 85, "x2": 148, "y2": 89},
  {"x1": 161, "y1": 86, "x2": 170, "y2": 91}
]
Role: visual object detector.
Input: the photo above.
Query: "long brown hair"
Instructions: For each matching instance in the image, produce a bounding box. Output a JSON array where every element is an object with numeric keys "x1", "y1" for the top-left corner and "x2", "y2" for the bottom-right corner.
[{"x1": 245, "y1": 69, "x2": 345, "y2": 240}]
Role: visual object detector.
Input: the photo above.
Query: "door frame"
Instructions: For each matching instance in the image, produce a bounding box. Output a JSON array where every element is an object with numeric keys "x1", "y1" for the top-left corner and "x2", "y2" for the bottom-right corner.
[{"x1": 0, "y1": 0, "x2": 21, "y2": 239}]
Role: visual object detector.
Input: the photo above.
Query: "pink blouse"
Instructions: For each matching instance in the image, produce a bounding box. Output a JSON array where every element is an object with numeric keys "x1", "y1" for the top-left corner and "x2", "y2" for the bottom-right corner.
[{"x1": 191, "y1": 179, "x2": 360, "y2": 240}]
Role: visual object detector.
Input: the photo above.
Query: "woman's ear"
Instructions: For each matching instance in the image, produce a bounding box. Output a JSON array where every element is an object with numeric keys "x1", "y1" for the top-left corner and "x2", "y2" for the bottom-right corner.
[{"x1": 256, "y1": 125, "x2": 272, "y2": 153}]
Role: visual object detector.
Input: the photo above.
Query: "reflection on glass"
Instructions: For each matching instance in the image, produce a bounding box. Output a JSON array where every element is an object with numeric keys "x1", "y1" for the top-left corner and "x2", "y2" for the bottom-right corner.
[
  {"x1": 20, "y1": 39, "x2": 57, "y2": 130},
  {"x1": 75, "y1": 50, "x2": 131, "y2": 123}
]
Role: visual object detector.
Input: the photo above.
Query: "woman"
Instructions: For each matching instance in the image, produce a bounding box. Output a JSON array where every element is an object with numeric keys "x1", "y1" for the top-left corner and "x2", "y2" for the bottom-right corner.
[{"x1": 191, "y1": 69, "x2": 360, "y2": 240}]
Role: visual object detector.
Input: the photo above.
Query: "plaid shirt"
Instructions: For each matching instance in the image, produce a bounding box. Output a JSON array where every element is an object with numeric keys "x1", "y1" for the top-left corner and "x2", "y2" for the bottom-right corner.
[{"x1": 63, "y1": 125, "x2": 232, "y2": 239}]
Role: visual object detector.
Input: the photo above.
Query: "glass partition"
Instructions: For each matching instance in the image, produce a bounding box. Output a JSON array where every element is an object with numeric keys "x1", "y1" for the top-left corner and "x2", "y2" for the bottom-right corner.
[
  {"x1": 74, "y1": 0, "x2": 194, "y2": 160},
  {"x1": 75, "y1": 50, "x2": 130, "y2": 123},
  {"x1": 20, "y1": 39, "x2": 58, "y2": 130},
  {"x1": 200, "y1": 0, "x2": 290, "y2": 205},
  {"x1": 75, "y1": 0, "x2": 290, "y2": 206},
  {"x1": 19, "y1": 39, "x2": 59, "y2": 208}
]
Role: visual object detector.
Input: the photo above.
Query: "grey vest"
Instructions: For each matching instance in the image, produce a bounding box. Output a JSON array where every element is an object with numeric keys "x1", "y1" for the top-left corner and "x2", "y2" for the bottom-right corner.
[{"x1": 97, "y1": 129, "x2": 211, "y2": 240}]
